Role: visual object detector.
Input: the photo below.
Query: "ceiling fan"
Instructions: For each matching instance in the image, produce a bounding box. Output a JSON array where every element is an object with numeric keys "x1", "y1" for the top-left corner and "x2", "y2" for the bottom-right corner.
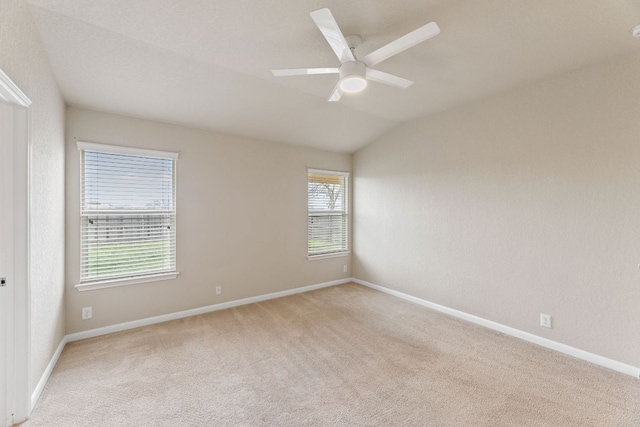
[{"x1": 271, "y1": 8, "x2": 440, "y2": 102}]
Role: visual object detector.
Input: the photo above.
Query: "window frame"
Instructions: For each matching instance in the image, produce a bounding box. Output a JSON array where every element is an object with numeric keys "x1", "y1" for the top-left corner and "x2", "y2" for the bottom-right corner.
[
  {"x1": 75, "y1": 141, "x2": 180, "y2": 291},
  {"x1": 307, "y1": 168, "x2": 350, "y2": 260}
]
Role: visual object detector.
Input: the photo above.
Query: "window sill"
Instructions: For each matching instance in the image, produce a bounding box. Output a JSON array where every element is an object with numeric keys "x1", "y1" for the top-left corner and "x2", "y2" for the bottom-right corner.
[
  {"x1": 75, "y1": 271, "x2": 179, "y2": 292},
  {"x1": 307, "y1": 251, "x2": 351, "y2": 261}
]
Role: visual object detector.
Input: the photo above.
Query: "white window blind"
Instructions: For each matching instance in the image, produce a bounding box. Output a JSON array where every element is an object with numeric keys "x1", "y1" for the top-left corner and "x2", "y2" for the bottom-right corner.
[
  {"x1": 308, "y1": 169, "x2": 349, "y2": 256},
  {"x1": 78, "y1": 142, "x2": 178, "y2": 283}
]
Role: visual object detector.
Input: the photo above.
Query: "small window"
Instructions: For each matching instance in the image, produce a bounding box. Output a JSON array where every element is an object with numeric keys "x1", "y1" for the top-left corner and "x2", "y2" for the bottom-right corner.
[
  {"x1": 307, "y1": 169, "x2": 349, "y2": 257},
  {"x1": 77, "y1": 142, "x2": 178, "y2": 284}
]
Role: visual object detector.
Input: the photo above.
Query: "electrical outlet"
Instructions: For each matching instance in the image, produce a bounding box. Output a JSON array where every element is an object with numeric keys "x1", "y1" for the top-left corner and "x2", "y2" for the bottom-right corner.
[
  {"x1": 215, "y1": 285, "x2": 222, "y2": 295},
  {"x1": 540, "y1": 313, "x2": 552, "y2": 328},
  {"x1": 343, "y1": 265, "x2": 348, "y2": 273},
  {"x1": 82, "y1": 307, "x2": 92, "y2": 320}
]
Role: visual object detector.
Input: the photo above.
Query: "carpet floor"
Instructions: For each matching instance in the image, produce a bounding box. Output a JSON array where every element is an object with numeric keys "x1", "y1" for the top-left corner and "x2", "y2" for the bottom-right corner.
[{"x1": 20, "y1": 283, "x2": 640, "y2": 426}]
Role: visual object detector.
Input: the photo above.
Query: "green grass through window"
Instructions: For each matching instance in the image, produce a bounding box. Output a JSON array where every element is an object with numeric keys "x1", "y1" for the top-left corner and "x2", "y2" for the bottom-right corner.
[{"x1": 85, "y1": 240, "x2": 173, "y2": 279}]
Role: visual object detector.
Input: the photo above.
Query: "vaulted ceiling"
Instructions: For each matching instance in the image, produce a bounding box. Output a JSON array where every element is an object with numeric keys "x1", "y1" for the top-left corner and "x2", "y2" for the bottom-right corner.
[{"x1": 28, "y1": 0, "x2": 640, "y2": 153}]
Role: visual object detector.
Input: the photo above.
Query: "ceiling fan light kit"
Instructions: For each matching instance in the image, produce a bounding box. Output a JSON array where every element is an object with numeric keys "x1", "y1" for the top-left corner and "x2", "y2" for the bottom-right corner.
[
  {"x1": 339, "y1": 61, "x2": 367, "y2": 93},
  {"x1": 271, "y1": 8, "x2": 440, "y2": 102}
]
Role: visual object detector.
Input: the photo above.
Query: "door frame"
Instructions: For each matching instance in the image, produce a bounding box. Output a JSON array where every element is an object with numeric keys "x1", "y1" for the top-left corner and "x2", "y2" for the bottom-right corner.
[{"x1": 0, "y1": 69, "x2": 31, "y2": 425}]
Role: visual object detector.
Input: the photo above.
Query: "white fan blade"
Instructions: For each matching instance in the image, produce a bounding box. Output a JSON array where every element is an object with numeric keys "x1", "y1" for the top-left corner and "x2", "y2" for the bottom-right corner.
[
  {"x1": 328, "y1": 83, "x2": 343, "y2": 102},
  {"x1": 366, "y1": 69, "x2": 413, "y2": 89},
  {"x1": 310, "y1": 8, "x2": 355, "y2": 63},
  {"x1": 272, "y1": 68, "x2": 339, "y2": 77},
  {"x1": 363, "y1": 22, "x2": 440, "y2": 67}
]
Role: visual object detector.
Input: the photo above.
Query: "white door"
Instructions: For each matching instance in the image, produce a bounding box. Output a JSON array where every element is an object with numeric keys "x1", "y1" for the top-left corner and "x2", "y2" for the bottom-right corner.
[
  {"x1": 0, "y1": 71, "x2": 30, "y2": 426},
  {"x1": 0, "y1": 100, "x2": 13, "y2": 427}
]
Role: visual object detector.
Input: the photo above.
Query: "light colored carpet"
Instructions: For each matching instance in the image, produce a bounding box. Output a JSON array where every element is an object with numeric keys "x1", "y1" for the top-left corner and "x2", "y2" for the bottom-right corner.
[{"x1": 21, "y1": 283, "x2": 640, "y2": 426}]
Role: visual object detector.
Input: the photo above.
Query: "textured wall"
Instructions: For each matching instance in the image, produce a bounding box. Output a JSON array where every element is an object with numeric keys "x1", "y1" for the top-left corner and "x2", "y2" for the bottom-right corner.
[
  {"x1": 65, "y1": 107, "x2": 351, "y2": 333},
  {"x1": 353, "y1": 51, "x2": 640, "y2": 367},
  {"x1": 0, "y1": 0, "x2": 66, "y2": 392}
]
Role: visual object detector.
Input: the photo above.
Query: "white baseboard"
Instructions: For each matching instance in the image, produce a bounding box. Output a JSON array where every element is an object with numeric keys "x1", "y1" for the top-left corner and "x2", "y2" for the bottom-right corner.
[
  {"x1": 352, "y1": 278, "x2": 640, "y2": 379},
  {"x1": 66, "y1": 278, "x2": 350, "y2": 342},
  {"x1": 31, "y1": 335, "x2": 68, "y2": 411}
]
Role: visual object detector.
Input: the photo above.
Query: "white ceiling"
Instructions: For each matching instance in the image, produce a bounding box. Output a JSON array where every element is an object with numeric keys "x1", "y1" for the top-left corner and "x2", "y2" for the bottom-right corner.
[{"x1": 28, "y1": 0, "x2": 640, "y2": 153}]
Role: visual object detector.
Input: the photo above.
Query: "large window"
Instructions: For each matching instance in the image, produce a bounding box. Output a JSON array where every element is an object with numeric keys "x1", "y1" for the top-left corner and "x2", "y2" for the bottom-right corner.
[
  {"x1": 307, "y1": 169, "x2": 349, "y2": 257},
  {"x1": 77, "y1": 142, "x2": 178, "y2": 286}
]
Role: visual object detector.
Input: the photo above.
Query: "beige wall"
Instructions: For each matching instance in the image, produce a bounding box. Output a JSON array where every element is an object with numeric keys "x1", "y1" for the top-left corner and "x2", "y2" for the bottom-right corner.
[
  {"x1": 353, "y1": 51, "x2": 640, "y2": 367},
  {"x1": 65, "y1": 107, "x2": 351, "y2": 333},
  {"x1": 0, "y1": 0, "x2": 66, "y2": 391}
]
